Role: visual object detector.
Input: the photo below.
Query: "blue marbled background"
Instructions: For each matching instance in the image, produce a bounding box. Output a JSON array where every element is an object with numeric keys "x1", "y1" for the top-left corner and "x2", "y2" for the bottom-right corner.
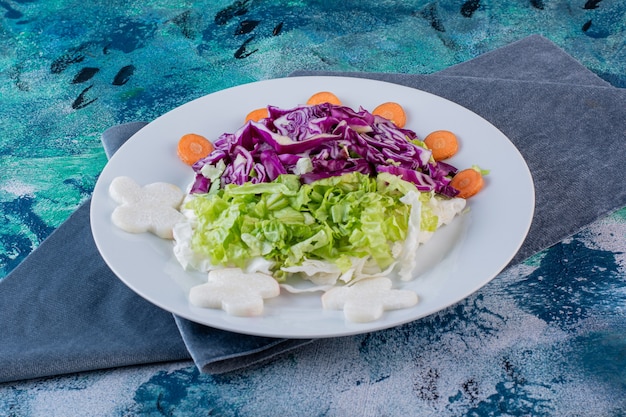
[{"x1": 1, "y1": 1, "x2": 625, "y2": 415}]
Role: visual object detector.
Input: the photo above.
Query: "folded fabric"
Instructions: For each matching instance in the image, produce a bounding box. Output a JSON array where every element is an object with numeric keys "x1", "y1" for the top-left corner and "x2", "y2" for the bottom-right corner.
[
  {"x1": 434, "y1": 34, "x2": 611, "y2": 87},
  {"x1": 1, "y1": 34, "x2": 625, "y2": 383}
]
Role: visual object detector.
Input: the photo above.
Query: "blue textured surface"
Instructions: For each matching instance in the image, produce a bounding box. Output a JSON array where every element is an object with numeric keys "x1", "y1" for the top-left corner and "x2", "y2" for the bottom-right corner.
[{"x1": 1, "y1": 1, "x2": 626, "y2": 415}]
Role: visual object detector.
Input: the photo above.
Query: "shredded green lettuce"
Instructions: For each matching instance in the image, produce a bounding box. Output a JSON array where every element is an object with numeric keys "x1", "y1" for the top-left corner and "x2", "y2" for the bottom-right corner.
[
  {"x1": 471, "y1": 164, "x2": 490, "y2": 176},
  {"x1": 186, "y1": 172, "x2": 441, "y2": 281}
]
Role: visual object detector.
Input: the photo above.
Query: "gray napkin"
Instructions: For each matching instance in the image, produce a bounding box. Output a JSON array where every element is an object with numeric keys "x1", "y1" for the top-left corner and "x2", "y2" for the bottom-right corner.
[{"x1": 1, "y1": 34, "x2": 624, "y2": 383}]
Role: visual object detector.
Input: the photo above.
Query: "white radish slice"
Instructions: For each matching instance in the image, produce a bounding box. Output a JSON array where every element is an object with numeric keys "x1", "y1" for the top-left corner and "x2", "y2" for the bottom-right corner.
[
  {"x1": 321, "y1": 277, "x2": 418, "y2": 323},
  {"x1": 109, "y1": 176, "x2": 185, "y2": 239},
  {"x1": 189, "y1": 268, "x2": 280, "y2": 317}
]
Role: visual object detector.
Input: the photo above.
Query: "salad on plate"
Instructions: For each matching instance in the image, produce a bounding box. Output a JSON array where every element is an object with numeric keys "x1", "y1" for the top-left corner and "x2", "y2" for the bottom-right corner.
[{"x1": 108, "y1": 92, "x2": 486, "y2": 323}]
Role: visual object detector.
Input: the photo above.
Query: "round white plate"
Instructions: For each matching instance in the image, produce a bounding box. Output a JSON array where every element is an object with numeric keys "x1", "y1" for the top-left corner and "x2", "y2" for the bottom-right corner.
[{"x1": 90, "y1": 76, "x2": 534, "y2": 339}]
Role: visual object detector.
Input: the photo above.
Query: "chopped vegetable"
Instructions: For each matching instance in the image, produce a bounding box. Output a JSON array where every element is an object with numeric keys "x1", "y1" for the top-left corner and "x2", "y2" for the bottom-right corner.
[
  {"x1": 177, "y1": 133, "x2": 214, "y2": 166},
  {"x1": 245, "y1": 107, "x2": 269, "y2": 123},
  {"x1": 189, "y1": 268, "x2": 280, "y2": 316},
  {"x1": 184, "y1": 172, "x2": 417, "y2": 278},
  {"x1": 189, "y1": 103, "x2": 459, "y2": 198},
  {"x1": 175, "y1": 171, "x2": 466, "y2": 283},
  {"x1": 321, "y1": 277, "x2": 418, "y2": 322},
  {"x1": 109, "y1": 176, "x2": 185, "y2": 239},
  {"x1": 450, "y1": 167, "x2": 484, "y2": 198},
  {"x1": 471, "y1": 164, "x2": 490, "y2": 176},
  {"x1": 423, "y1": 130, "x2": 459, "y2": 161},
  {"x1": 372, "y1": 101, "x2": 407, "y2": 128},
  {"x1": 167, "y1": 98, "x2": 482, "y2": 321},
  {"x1": 306, "y1": 91, "x2": 342, "y2": 106}
]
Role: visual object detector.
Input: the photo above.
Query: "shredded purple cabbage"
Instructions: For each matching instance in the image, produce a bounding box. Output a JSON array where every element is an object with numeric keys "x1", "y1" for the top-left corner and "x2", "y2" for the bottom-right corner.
[{"x1": 190, "y1": 103, "x2": 459, "y2": 197}]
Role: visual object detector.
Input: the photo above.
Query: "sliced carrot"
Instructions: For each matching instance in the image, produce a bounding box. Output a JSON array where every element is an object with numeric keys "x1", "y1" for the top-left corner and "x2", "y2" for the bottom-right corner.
[
  {"x1": 450, "y1": 168, "x2": 484, "y2": 198},
  {"x1": 306, "y1": 91, "x2": 342, "y2": 106},
  {"x1": 177, "y1": 133, "x2": 214, "y2": 165},
  {"x1": 423, "y1": 130, "x2": 459, "y2": 161},
  {"x1": 245, "y1": 107, "x2": 269, "y2": 123},
  {"x1": 372, "y1": 102, "x2": 407, "y2": 128}
]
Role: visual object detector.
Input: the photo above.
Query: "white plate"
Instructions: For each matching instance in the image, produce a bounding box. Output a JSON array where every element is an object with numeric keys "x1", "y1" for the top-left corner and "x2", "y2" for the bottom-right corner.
[{"x1": 90, "y1": 76, "x2": 534, "y2": 339}]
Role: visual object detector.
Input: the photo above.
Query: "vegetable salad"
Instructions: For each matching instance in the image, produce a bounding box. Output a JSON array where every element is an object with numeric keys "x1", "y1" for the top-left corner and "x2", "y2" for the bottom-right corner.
[{"x1": 173, "y1": 100, "x2": 471, "y2": 289}]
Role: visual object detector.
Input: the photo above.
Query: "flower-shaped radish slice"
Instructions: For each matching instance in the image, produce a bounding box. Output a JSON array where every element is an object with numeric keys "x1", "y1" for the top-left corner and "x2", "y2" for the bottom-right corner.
[
  {"x1": 109, "y1": 176, "x2": 185, "y2": 239},
  {"x1": 321, "y1": 277, "x2": 418, "y2": 323},
  {"x1": 189, "y1": 268, "x2": 280, "y2": 316}
]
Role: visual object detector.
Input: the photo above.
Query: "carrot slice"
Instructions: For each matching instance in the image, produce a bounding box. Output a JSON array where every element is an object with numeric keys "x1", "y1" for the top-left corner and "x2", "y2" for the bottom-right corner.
[
  {"x1": 450, "y1": 168, "x2": 484, "y2": 198},
  {"x1": 423, "y1": 130, "x2": 459, "y2": 161},
  {"x1": 245, "y1": 107, "x2": 269, "y2": 123},
  {"x1": 372, "y1": 102, "x2": 407, "y2": 128},
  {"x1": 306, "y1": 91, "x2": 342, "y2": 106},
  {"x1": 177, "y1": 133, "x2": 214, "y2": 165}
]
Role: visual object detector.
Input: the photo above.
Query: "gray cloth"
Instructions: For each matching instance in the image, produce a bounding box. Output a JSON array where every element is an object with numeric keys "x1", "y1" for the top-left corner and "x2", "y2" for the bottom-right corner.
[
  {"x1": 101, "y1": 121, "x2": 150, "y2": 159},
  {"x1": 1, "y1": 34, "x2": 625, "y2": 383},
  {"x1": 435, "y1": 34, "x2": 611, "y2": 87}
]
